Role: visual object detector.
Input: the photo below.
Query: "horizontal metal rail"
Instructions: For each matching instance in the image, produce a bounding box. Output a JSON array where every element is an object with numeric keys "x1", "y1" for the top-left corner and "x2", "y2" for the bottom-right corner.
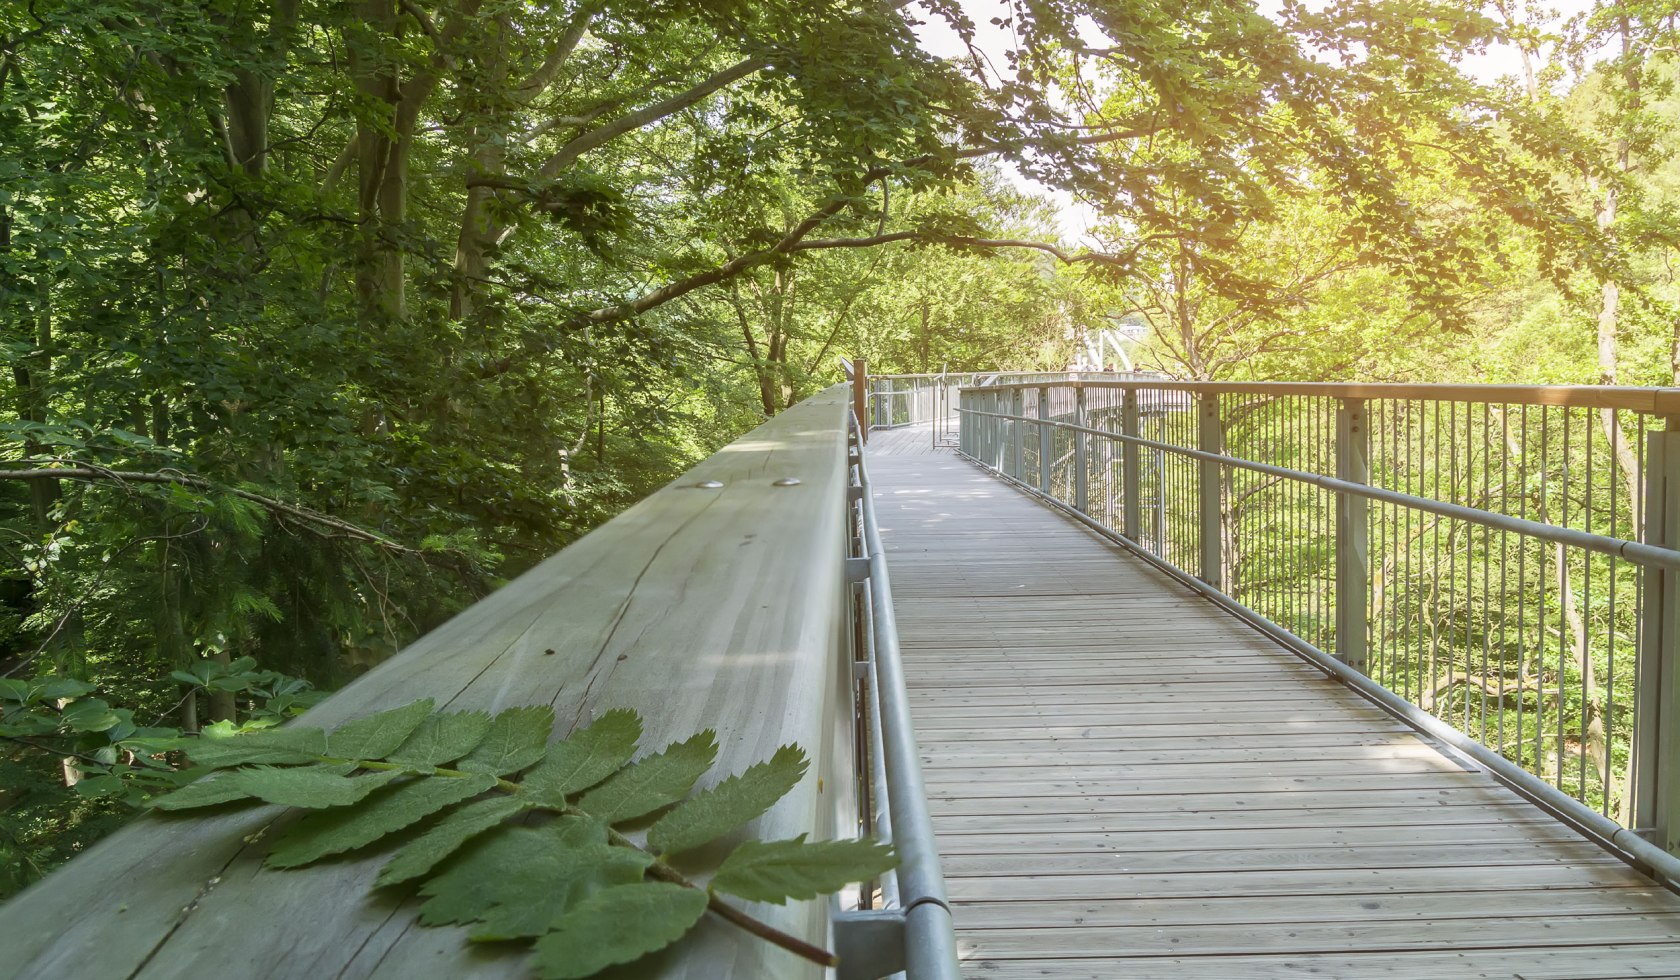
[
  {"x1": 839, "y1": 410, "x2": 960, "y2": 980},
  {"x1": 960, "y1": 407, "x2": 1680, "y2": 572},
  {"x1": 978, "y1": 378, "x2": 1680, "y2": 414}
]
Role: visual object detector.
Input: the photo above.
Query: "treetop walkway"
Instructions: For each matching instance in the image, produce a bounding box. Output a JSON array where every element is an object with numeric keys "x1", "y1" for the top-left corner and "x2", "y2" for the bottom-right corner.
[{"x1": 4, "y1": 370, "x2": 1680, "y2": 978}]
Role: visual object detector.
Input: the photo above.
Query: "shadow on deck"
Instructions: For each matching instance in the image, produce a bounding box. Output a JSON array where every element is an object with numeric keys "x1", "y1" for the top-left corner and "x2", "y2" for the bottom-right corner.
[{"x1": 869, "y1": 422, "x2": 1680, "y2": 979}]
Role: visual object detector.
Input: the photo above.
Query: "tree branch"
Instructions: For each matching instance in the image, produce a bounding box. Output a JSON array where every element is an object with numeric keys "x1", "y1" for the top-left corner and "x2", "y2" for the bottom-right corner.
[{"x1": 0, "y1": 465, "x2": 432, "y2": 559}]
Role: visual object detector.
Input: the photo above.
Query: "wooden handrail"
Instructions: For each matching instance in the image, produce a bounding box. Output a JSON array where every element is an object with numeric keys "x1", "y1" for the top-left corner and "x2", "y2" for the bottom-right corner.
[{"x1": 0, "y1": 387, "x2": 858, "y2": 980}]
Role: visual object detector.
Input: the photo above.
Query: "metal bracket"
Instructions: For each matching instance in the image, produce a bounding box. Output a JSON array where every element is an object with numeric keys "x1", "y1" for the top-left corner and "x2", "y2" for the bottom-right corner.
[
  {"x1": 846, "y1": 557, "x2": 872, "y2": 583},
  {"x1": 833, "y1": 908, "x2": 906, "y2": 980},
  {"x1": 848, "y1": 485, "x2": 865, "y2": 503},
  {"x1": 852, "y1": 660, "x2": 871, "y2": 683}
]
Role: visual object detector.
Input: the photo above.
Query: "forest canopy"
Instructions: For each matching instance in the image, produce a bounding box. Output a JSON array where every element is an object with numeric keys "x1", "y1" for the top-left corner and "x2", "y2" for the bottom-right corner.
[{"x1": 2, "y1": 0, "x2": 1676, "y2": 893}]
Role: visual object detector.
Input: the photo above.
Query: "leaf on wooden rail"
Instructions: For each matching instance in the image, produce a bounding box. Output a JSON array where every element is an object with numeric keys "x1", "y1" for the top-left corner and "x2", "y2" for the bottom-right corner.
[
  {"x1": 266, "y1": 772, "x2": 498, "y2": 868},
  {"x1": 521, "y1": 708, "x2": 641, "y2": 804},
  {"x1": 532, "y1": 883, "x2": 709, "y2": 980},
  {"x1": 181, "y1": 726, "x2": 329, "y2": 768},
  {"x1": 469, "y1": 842, "x2": 652, "y2": 940},
  {"x1": 375, "y1": 795, "x2": 528, "y2": 888},
  {"x1": 326, "y1": 700, "x2": 436, "y2": 761},
  {"x1": 386, "y1": 710, "x2": 493, "y2": 767},
  {"x1": 710, "y1": 835, "x2": 897, "y2": 904},
  {"x1": 647, "y1": 744, "x2": 808, "y2": 857},
  {"x1": 153, "y1": 764, "x2": 399, "y2": 811},
  {"x1": 419, "y1": 818, "x2": 607, "y2": 926},
  {"x1": 577, "y1": 730, "x2": 718, "y2": 824},
  {"x1": 458, "y1": 705, "x2": 553, "y2": 776}
]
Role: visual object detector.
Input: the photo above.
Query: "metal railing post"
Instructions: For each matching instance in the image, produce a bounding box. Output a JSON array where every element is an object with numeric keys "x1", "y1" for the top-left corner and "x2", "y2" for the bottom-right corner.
[
  {"x1": 852, "y1": 358, "x2": 869, "y2": 442},
  {"x1": 1335, "y1": 398, "x2": 1370, "y2": 672},
  {"x1": 1197, "y1": 393, "x2": 1223, "y2": 587},
  {"x1": 1010, "y1": 389, "x2": 1024, "y2": 482},
  {"x1": 1074, "y1": 386, "x2": 1088, "y2": 513},
  {"x1": 1038, "y1": 388, "x2": 1053, "y2": 495},
  {"x1": 1635, "y1": 423, "x2": 1680, "y2": 854},
  {"x1": 1122, "y1": 388, "x2": 1142, "y2": 539}
]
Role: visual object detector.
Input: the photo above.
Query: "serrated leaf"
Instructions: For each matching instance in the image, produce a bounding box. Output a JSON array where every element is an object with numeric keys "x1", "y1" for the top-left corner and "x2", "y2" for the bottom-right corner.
[
  {"x1": 469, "y1": 844, "x2": 652, "y2": 940},
  {"x1": 710, "y1": 835, "x2": 897, "y2": 904},
  {"x1": 182, "y1": 726, "x2": 329, "y2": 768},
  {"x1": 420, "y1": 819, "x2": 608, "y2": 926},
  {"x1": 533, "y1": 883, "x2": 708, "y2": 979},
  {"x1": 458, "y1": 705, "x2": 553, "y2": 776},
  {"x1": 521, "y1": 708, "x2": 641, "y2": 805},
  {"x1": 146, "y1": 771, "x2": 257, "y2": 810},
  {"x1": 327, "y1": 700, "x2": 435, "y2": 760},
  {"x1": 152, "y1": 764, "x2": 393, "y2": 811},
  {"x1": 386, "y1": 710, "x2": 492, "y2": 768},
  {"x1": 235, "y1": 765, "x2": 401, "y2": 809},
  {"x1": 377, "y1": 795, "x2": 528, "y2": 887},
  {"x1": 266, "y1": 773, "x2": 498, "y2": 868},
  {"x1": 647, "y1": 745, "x2": 808, "y2": 856},
  {"x1": 576, "y1": 731, "x2": 717, "y2": 825}
]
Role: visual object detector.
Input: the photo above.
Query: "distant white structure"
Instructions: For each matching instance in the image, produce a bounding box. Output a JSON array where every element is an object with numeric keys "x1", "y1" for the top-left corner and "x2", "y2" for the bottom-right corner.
[{"x1": 1073, "y1": 315, "x2": 1149, "y2": 372}]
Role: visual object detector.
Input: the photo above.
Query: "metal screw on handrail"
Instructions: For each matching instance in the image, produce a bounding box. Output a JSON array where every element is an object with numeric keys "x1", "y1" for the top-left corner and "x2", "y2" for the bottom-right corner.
[
  {"x1": 772, "y1": 478, "x2": 802, "y2": 487},
  {"x1": 691, "y1": 480, "x2": 723, "y2": 489}
]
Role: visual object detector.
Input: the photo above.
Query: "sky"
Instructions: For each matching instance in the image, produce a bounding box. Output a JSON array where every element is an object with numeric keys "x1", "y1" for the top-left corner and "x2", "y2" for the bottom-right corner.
[{"x1": 908, "y1": 0, "x2": 1600, "y2": 241}]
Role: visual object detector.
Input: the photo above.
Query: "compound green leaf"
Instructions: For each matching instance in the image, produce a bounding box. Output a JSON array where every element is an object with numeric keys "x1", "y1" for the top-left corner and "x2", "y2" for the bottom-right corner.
[
  {"x1": 647, "y1": 744, "x2": 808, "y2": 856},
  {"x1": 376, "y1": 795, "x2": 528, "y2": 888},
  {"x1": 469, "y1": 844, "x2": 652, "y2": 940},
  {"x1": 236, "y1": 765, "x2": 399, "y2": 810},
  {"x1": 148, "y1": 771, "x2": 259, "y2": 811},
  {"x1": 386, "y1": 710, "x2": 493, "y2": 768},
  {"x1": 181, "y1": 726, "x2": 329, "y2": 768},
  {"x1": 419, "y1": 818, "x2": 607, "y2": 926},
  {"x1": 576, "y1": 730, "x2": 717, "y2": 824},
  {"x1": 710, "y1": 835, "x2": 897, "y2": 904},
  {"x1": 521, "y1": 708, "x2": 641, "y2": 805},
  {"x1": 532, "y1": 883, "x2": 708, "y2": 979},
  {"x1": 326, "y1": 700, "x2": 435, "y2": 760},
  {"x1": 266, "y1": 772, "x2": 497, "y2": 868},
  {"x1": 458, "y1": 705, "x2": 553, "y2": 776}
]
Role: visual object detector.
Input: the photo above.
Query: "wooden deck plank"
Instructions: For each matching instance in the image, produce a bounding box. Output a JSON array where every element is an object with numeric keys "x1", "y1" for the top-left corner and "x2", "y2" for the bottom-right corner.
[{"x1": 867, "y1": 433, "x2": 1680, "y2": 978}]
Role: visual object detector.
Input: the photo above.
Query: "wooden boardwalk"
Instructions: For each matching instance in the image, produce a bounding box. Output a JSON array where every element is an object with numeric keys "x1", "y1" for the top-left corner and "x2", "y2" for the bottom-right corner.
[{"x1": 867, "y1": 424, "x2": 1680, "y2": 979}]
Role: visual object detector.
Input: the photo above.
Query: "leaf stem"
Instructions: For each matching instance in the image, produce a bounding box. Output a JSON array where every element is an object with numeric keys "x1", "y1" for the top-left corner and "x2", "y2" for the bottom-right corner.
[{"x1": 598, "y1": 820, "x2": 838, "y2": 967}]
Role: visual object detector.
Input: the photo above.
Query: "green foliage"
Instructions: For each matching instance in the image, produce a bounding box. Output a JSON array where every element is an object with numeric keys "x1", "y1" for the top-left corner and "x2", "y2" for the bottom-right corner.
[
  {"x1": 146, "y1": 704, "x2": 890, "y2": 977},
  {"x1": 712, "y1": 835, "x2": 898, "y2": 905},
  {"x1": 533, "y1": 883, "x2": 710, "y2": 979},
  {"x1": 648, "y1": 744, "x2": 809, "y2": 857}
]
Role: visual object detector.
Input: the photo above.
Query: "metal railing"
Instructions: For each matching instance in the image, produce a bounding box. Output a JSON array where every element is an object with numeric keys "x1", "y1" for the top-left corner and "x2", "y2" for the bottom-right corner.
[
  {"x1": 837, "y1": 404, "x2": 960, "y2": 979},
  {"x1": 959, "y1": 380, "x2": 1680, "y2": 875}
]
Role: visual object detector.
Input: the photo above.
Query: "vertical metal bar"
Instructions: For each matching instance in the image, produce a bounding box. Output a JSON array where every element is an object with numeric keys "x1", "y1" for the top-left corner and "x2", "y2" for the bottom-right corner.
[
  {"x1": 1634, "y1": 423, "x2": 1680, "y2": 852},
  {"x1": 1199, "y1": 393, "x2": 1223, "y2": 588},
  {"x1": 1123, "y1": 388, "x2": 1142, "y2": 540},
  {"x1": 853, "y1": 358, "x2": 869, "y2": 441},
  {"x1": 1074, "y1": 386, "x2": 1089, "y2": 514},
  {"x1": 1038, "y1": 388, "x2": 1053, "y2": 495},
  {"x1": 1010, "y1": 389, "x2": 1024, "y2": 482},
  {"x1": 1337, "y1": 398, "x2": 1370, "y2": 672}
]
